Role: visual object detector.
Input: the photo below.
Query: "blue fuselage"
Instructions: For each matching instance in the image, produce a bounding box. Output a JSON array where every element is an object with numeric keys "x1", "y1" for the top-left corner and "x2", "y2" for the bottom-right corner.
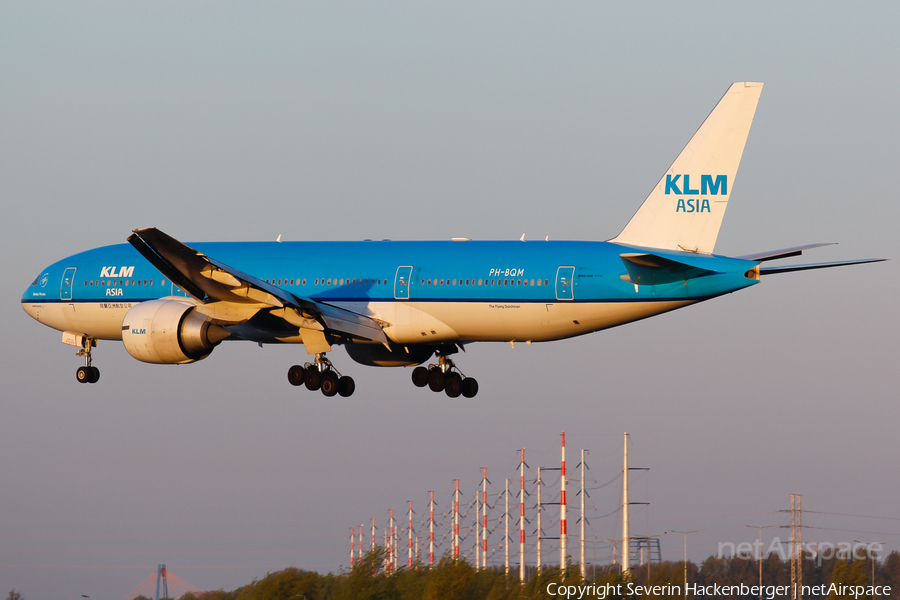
[{"x1": 23, "y1": 239, "x2": 759, "y2": 346}]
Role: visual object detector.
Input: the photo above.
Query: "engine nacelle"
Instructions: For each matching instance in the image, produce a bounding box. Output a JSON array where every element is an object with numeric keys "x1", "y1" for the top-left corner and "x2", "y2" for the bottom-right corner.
[
  {"x1": 344, "y1": 342, "x2": 433, "y2": 367},
  {"x1": 122, "y1": 299, "x2": 229, "y2": 364}
]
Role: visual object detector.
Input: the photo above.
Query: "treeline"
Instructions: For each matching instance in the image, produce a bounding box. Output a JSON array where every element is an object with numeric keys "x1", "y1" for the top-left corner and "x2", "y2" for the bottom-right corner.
[{"x1": 147, "y1": 548, "x2": 900, "y2": 600}]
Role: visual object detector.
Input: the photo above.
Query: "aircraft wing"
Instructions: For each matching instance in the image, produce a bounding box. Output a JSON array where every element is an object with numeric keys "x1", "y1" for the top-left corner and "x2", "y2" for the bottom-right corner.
[
  {"x1": 619, "y1": 253, "x2": 718, "y2": 286},
  {"x1": 127, "y1": 228, "x2": 389, "y2": 348}
]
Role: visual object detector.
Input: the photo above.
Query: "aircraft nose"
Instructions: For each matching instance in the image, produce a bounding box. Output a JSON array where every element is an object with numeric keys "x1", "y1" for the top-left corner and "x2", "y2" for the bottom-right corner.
[{"x1": 22, "y1": 269, "x2": 51, "y2": 320}]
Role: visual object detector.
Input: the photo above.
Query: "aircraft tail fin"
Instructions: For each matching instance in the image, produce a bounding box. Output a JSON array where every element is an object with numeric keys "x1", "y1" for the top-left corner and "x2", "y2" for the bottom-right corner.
[{"x1": 610, "y1": 82, "x2": 763, "y2": 254}]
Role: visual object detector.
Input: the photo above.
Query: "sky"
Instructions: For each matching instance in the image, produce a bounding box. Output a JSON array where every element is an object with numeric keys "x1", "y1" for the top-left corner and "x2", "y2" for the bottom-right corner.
[{"x1": 2, "y1": 2, "x2": 899, "y2": 598}]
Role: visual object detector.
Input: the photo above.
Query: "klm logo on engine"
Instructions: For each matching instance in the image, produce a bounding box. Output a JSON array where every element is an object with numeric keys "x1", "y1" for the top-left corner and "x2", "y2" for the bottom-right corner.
[
  {"x1": 132, "y1": 328, "x2": 146, "y2": 335},
  {"x1": 100, "y1": 266, "x2": 135, "y2": 278},
  {"x1": 665, "y1": 174, "x2": 727, "y2": 213}
]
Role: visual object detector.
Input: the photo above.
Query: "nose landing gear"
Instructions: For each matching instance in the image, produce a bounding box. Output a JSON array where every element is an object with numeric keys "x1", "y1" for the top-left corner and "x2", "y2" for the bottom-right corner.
[
  {"x1": 287, "y1": 353, "x2": 355, "y2": 397},
  {"x1": 75, "y1": 337, "x2": 99, "y2": 384},
  {"x1": 412, "y1": 354, "x2": 478, "y2": 398}
]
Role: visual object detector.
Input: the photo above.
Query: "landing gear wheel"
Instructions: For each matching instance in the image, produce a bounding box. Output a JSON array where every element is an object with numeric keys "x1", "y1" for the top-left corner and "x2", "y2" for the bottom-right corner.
[
  {"x1": 288, "y1": 365, "x2": 306, "y2": 387},
  {"x1": 444, "y1": 372, "x2": 462, "y2": 398},
  {"x1": 88, "y1": 366, "x2": 100, "y2": 383},
  {"x1": 338, "y1": 376, "x2": 356, "y2": 397},
  {"x1": 305, "y1": 369, "x2": 322, "y2": 391},
  {"x1": 320, "y1": 371, "x2": 339, "y2": 397},
  {"x1": 411, "y1": 366, "x2": 429, "y2": 388},
  {"x1": 427, "y1": 369, "x2": 445, "y2": 392},
  {"x1": 461, "y1": 377, "x2": 479, "y2": 398},
  {"x1": 76, "y1": 366, "x2": 91, "y2": 384}
]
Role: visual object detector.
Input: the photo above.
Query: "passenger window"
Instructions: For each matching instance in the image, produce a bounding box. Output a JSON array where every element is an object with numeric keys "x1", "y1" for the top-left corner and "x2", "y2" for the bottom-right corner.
[{"x1": 544, "y1": 279, "x2": 549, "y2": 286}]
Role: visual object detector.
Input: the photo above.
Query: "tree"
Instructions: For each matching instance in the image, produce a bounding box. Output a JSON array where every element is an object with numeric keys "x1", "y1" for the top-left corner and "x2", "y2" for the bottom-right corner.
[{"x1": 6, "y1": 591, "x2": 22, "y2": 600}]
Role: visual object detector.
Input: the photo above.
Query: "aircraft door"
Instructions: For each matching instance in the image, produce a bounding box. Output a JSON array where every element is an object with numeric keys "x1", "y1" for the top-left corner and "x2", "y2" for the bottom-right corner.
[
  {"x1": 60, "y1": 267, "x2": 76, "y2": 300},
  {"x1": 555, "y1": 266, "x2": 575, "y2": 301},
  {"x1": 394, "y1": 266, "x2": 413, "y2": 300}
]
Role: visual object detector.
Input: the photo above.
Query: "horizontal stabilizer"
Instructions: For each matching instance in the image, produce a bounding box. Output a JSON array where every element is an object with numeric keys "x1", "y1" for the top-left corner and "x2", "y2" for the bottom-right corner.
[
  {"x1": 737, "y1": 243, "x2": 835, "y2": 262},
  {"x1": 760, "y1": 258, "x2": 886, "y2": 275},
  {"x1": 619, "y1": 253, "x2": 718, "y2": 286}
]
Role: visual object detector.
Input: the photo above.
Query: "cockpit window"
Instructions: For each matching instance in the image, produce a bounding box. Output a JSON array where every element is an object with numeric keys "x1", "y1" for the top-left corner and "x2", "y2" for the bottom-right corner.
[{"x1": 31, "y1": 274, "x2": 41, "y2": 286}]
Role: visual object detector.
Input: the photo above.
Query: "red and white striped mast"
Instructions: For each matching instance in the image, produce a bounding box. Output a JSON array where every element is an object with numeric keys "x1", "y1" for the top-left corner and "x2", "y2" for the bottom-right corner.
[
  {"x1": 408, "y1": 500, "x2": 414, "y2": 568},
  {"x1": 429, "y1": 490, "x2": 435, "y2": 567},
  {"x1": 350, "y1": 527, "x2": 355, "y2": 569},
  {"x1": 536, "y1": 466, "x2": 542, "y2": 573},
  {"x1": 580, "y1": 449, "x2": 587, "y2": 579},
  {"x1": 474, "y1": 488, "x2": 480, "y2": 568},
  {"x1": 389, "y1": 508, "x2": 395, "y2": 572},
  {"x1": 505, "y1": 478, "x2": 510, "y2": 575},
  {"x1": 519, "y1": 448, "x2": 526, "y2": 582},
  {"x1": 560, "y1": 431, "x2": 568, "y2": 572},
  {"x1": 453, "y1": 478, "x2": 460, "y2": 559},
  {"x1": 360, "y1": 524, "x2": 364, "y2": 562},
  {"x1": 482, "y1": 467, "x2": 488, "y2": 569}
]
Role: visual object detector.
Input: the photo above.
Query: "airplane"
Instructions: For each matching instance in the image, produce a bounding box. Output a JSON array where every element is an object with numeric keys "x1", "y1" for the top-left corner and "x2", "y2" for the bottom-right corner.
[{"x1": 21, "y1": 82, "x2": 884, "y2": 397}]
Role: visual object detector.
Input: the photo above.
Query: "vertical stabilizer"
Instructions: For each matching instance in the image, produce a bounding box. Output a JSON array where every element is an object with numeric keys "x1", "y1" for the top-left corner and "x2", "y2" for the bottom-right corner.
[{"x1": 610, "y1": 82, "x2": 763, "y2": 254}]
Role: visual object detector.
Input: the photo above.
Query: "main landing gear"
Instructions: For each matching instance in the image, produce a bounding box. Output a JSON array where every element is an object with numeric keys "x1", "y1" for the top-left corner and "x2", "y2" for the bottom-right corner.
[
  {"x1": 287, "y1": 353, "x2": 355, "y2": 397},
  {"x1": 75, "y1": 337, "x2": 100, "y2": 384},
  {"x1": 411, "y1": 354, "x2": 478, "y2": 398}
]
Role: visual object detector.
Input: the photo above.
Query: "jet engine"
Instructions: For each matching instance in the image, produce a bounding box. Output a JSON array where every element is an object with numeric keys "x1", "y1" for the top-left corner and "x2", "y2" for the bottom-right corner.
[
  {"x1": 122, "y1": 299, "x2": 230, "y2": 364},
  {"x1": 344, "y1": 342, "x2": 433, "y2": 367}
]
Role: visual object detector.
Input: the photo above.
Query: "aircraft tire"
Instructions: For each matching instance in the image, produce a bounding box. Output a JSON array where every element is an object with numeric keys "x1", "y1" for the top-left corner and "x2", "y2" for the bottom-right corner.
[
  {"x1": 88, "y1": 366, "x2": 100, "y2": 383},
  {"x1": 444, "y1": 373, "x2": 462, "y2": 398},
  {"x1": 287, "y1": 365, "x2": 306, "y2": 386},
  {"x1": 427, "y1": 369, "x2": 445, "y2": 393},
  {"x1": 305, "y1": 369, "x2": 322, "y2": 391},
  {"x1": 321, "y1": 372, "x2": 339, "y2": 397},
  {"x1": 338, "y1": 376, "x2": 355, "y2": 397},
  {"x1": 411, "y1": 366, "x2": 429, "y2": 388},
  {"x1": 461, "y1": 377, "x2": 478, "y2": 398},
  {"x1": 76, "y1": 366, "x2": 92, "y2": 384}
]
